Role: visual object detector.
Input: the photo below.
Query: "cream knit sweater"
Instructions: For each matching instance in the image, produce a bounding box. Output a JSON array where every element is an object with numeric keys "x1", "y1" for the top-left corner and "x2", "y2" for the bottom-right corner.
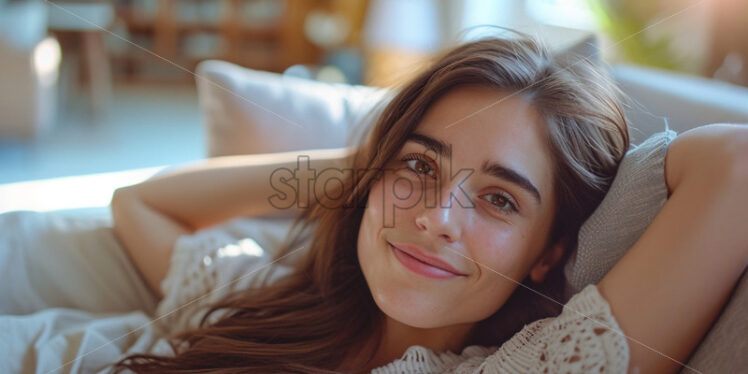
[{"x1": 153, "y1": 229, "x2": 630, "y2": 373}]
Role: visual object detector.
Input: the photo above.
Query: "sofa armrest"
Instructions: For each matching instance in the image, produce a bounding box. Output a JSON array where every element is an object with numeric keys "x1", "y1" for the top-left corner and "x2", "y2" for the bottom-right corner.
[{"x1": 612, "y1": 64, "x2": 748, "y2": 144}]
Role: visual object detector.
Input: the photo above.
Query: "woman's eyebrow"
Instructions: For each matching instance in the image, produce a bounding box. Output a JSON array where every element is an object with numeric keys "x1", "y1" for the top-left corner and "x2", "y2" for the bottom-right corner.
[
  {"x1": 406, "y1": 132, "x2": 541, "y2": 205},
  {"x1": 481, "y1": 161, "x2": 542, "y2": 205},
  {"x1": 407, "y1": 133, "x2": 451, "y2": 159}
]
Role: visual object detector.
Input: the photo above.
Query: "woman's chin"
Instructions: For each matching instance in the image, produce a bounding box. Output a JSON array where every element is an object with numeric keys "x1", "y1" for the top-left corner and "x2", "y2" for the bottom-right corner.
[{"x1": 368, "y1": 282, "x2": 451, "y2": 329}]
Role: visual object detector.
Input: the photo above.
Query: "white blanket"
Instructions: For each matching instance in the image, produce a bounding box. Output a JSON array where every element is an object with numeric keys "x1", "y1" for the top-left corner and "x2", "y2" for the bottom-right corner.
[
  {"x1": 0, "y1": 210, "x2": 165, "y2": 373},
  {"x1": 0, "y1": 210, "x2": 294, "y2": 373}
]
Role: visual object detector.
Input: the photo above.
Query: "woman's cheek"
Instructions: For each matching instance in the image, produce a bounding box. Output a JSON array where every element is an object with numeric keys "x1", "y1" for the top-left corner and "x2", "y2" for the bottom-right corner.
[
  {"x1": 380, "y1": 171, "x2": 424, "y2": 227},
  {"x1": 358, "y1": 180, "x2": 383, "y2": 276},
  {"x1": 367, "y1": 179, "x2": 384, "y2": 214},
  {"x1": 469, "y1": 227, "x2": 526, "y2": 283}
]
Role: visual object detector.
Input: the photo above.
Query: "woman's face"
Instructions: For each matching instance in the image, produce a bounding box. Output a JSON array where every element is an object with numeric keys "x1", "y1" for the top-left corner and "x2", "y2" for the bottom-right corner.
[{"x1": 357, "y1": 85, "x2": 562, "y2": 330}]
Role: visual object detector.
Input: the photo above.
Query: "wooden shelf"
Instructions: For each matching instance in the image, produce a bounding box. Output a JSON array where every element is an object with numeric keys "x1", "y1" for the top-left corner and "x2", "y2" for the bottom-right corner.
[{"x1": 113, "y1": 0, "x2": 322, "y2": 83}]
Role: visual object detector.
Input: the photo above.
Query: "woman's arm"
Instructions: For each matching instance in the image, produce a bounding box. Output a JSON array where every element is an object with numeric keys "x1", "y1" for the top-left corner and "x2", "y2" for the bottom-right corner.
[
  {"x1": 111, "y1": 147, "x2": 353, "y2": 299},
  {"x1": 598, "y1": 124, "x2": 748, "y2": 373}
]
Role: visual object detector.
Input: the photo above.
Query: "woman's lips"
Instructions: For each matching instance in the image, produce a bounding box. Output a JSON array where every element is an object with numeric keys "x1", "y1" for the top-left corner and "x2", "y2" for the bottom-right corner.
[{"x1": 390, "y1": 243, "x2": 466, "y2": 279}]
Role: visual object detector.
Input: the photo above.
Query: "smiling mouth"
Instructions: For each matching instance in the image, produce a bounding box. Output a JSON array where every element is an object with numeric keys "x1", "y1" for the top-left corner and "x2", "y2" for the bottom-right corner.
[{"x1": 389, "y1": 243, "x2": 465, "y2": 279}]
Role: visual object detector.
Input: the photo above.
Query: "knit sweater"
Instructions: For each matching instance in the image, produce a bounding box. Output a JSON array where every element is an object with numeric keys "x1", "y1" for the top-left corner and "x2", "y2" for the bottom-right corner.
[{"x1": 152, "y1": 228, "x2": 630, "y2": 373}]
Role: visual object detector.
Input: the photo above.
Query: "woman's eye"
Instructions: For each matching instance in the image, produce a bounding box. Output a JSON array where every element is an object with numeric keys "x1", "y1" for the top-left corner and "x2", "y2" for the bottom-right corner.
[
  {"x1": 482, "y1": 193, "x2": 517, "y2": 213},
  {"x1": 404, "y1": 158, "x2": 436, "y2": 177}
]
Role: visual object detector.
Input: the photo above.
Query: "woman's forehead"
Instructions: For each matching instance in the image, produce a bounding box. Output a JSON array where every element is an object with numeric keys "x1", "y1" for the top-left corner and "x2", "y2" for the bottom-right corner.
[
  {"x1": 413, "y1": 86, "x2": 554, "y2": 192},
  {"x1": 418, "y1": 86, "x2": 542, "y2": 135}
]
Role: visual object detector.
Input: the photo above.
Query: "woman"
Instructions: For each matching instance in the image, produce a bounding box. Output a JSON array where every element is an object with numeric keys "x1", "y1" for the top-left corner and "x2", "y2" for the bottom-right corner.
[{"x1": 110, "y1": 37, "x2": 748, "y2": 373}]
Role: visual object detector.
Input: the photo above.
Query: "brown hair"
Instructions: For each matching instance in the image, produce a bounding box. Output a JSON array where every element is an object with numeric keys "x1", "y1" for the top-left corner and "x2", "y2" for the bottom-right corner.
[{"x1": 112, "y1": 36, "x2": 628, "y2": 373}]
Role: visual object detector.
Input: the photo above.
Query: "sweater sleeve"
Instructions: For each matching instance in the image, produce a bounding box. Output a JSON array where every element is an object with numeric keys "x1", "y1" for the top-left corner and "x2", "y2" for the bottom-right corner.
[
  {"x1": 474, "y1": 284, "x2": 629, "y2": 374},
  {"x1": 152, "y1": 228, "x2": 295, "y2": 336}
]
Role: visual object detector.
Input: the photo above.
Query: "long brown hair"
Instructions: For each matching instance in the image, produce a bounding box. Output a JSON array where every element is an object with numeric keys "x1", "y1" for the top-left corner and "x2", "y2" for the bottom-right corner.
[{"x1": 112, "y1": 36, "x2": 629, "y2": 373}]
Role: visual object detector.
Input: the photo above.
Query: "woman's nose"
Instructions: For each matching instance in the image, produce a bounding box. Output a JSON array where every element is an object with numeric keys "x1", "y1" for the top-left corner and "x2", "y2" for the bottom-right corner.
[{"x1": 414, "y1": 182, "x2": 468, "y2": 243}]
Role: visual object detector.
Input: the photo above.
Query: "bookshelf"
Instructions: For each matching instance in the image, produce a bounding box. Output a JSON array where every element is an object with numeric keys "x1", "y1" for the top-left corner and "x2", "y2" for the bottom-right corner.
[{"x1": 112, "y1": 0, "x2": 322, "y2": 82}]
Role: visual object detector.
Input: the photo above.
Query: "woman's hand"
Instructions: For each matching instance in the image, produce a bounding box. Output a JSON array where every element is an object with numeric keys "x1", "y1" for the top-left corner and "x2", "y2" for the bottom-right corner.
[
  {"x1": 598, "y1": 123, "x2": 748, "y2": 373},
  {"x1": 111, "y1": 147, "x2": 354, "y2": 299}
]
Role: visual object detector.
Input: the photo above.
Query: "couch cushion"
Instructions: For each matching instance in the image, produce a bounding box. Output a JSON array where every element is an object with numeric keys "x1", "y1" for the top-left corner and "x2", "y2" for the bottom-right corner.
[
  {"x1": 196, "y1": 61, "x2": 389, "y2": 157},
  {"x1": 564, "y1": 129, "x2": 675, "y2": 295}
]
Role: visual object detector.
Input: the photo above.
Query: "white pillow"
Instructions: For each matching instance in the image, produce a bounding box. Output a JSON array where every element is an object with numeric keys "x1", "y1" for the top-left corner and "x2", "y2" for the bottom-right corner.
[
  {"x1": 195, "y1": 60, "x2": 389, "y2": 157},
  {"x1": 563, "y1": 129, "x2": 676, "y2": 296}
]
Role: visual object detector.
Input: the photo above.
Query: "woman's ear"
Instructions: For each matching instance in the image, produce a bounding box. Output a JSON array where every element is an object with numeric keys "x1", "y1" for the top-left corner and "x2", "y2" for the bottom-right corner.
[{"x1": 529, "y1": 241, "x2": 566, "y2": 284}]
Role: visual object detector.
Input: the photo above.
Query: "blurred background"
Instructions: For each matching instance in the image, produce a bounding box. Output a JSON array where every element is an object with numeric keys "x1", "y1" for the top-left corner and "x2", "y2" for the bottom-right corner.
[{"x1": 0, "y1": 0, "x2": 746, "y2": 207}]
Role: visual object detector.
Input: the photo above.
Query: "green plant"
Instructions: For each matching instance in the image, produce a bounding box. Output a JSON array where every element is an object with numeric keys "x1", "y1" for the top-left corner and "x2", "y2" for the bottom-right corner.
[{"x1": 588, "y1": 0, "x2": 682, "y2": 70}]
